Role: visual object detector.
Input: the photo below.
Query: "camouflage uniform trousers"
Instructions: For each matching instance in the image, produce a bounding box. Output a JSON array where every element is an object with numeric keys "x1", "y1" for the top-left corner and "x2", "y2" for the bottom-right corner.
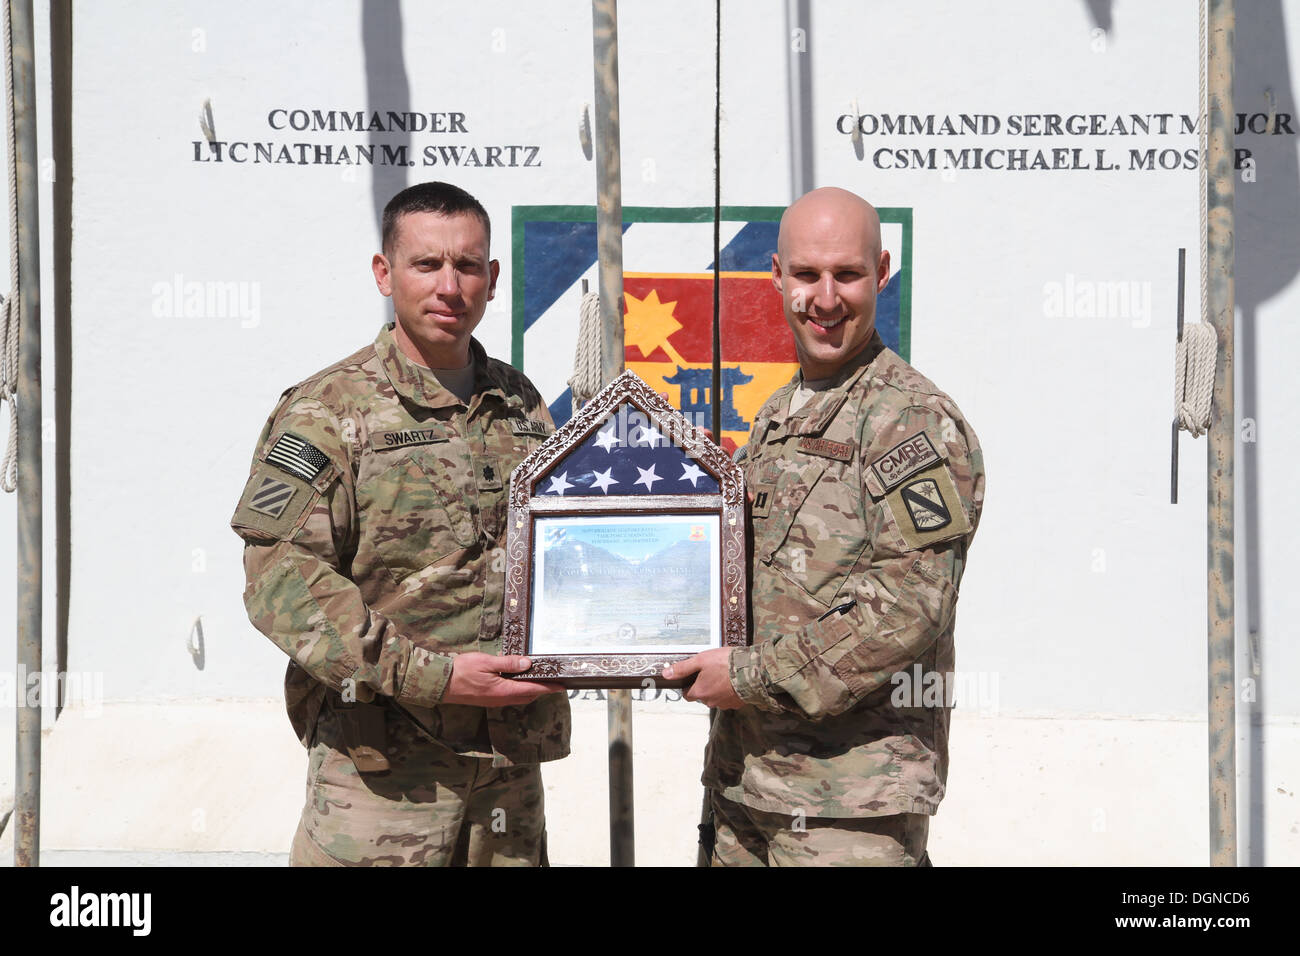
[
  {"x1": 709, "y1": 793, "x2": 929, "y2": 867},
  {"x1": 290, "y1": 697, "x2": 548, "y2": 867}
]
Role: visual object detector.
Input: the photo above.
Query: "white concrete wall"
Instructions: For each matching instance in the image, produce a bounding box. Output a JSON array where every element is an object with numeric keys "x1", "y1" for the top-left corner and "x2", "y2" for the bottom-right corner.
[{"x1": 1, "y1": 0, "x2": 1296, "y2": 864}]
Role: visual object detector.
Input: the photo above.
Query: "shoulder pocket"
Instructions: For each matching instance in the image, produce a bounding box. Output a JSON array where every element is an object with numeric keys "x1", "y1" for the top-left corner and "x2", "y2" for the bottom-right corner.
[
  {"x1": 232, "y1": 466, "x2": 326, "y2": 541},
  {"x1": 865, "y1": 454, "x2": 971, "y2": 553}
]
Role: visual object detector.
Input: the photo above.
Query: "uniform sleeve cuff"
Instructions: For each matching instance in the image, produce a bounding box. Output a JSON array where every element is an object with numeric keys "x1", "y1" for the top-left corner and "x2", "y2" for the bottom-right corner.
[
  {"x1": 729, "y1": 644, "x2": 782, "y2": 712},
  {"x1": 396, "y1": 645, "x2": 455, "y2": 707}
]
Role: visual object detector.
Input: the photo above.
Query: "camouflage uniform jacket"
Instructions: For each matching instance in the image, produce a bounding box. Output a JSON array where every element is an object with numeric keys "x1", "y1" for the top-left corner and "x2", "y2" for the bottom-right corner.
[
  {"x1": 231, "y1": 324, "x2": 570, "y2": 767},
  {"x1": 705, "y1": 331, "x2": 984, "y2": 817}
]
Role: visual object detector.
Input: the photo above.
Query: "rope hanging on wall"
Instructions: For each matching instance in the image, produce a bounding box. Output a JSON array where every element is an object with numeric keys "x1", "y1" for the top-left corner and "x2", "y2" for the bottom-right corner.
[
  {"x1": 1174, "y1": 322, "x2": 1217, "y2": 438},
  {"x1": 1181, "y1": 0, "x2": 1217, "y2": 440},
  {"x1": 0, "y1": 3, "x2": 21, "y2": 494},
  {"x1": 568, "y1": 289, "x2": 603, "y2": 416},
  {"x1": 1168, "y1": 0, "x2": 1217, "y2": 504}
]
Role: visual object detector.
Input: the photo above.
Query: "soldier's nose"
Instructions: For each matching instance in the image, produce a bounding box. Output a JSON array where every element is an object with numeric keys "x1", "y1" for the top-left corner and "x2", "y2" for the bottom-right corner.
[
  {"x1": 814, "y1": 275, "x2": 837, "y2": 308},
  {"x1": 434, "y1": 268, "x2": 459, "y2": 296}
]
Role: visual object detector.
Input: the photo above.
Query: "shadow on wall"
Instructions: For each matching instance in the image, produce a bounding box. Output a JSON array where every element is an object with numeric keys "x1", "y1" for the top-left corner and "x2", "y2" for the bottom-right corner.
[
  {"x1": 1086, "y1": 0, "x2": 1298, "y2": 868},
  {"x1": 1233, "y1": 0, "x2": 1297, "y2": 870},
  {"x1": 363, "y1": 0, "x2": 411, "y2": 322},
  {"x1": 1082, "y1": 0, "x2": 1112, "y2": 33}
]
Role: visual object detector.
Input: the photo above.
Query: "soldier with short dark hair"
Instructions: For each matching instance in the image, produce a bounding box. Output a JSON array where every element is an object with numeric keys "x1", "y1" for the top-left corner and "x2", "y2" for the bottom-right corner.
[
  {"x1": 232, "y1": 182, "x2": 569, "y2": 866},
  {"x1": 666, "y1": 186, "x2": 985, "y2": 866}
]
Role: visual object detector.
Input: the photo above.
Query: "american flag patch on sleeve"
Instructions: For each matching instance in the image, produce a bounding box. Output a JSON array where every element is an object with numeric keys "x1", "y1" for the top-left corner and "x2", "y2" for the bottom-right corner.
[{"x1": 265, "y1": 432, "x2": 331, "y2": 483}]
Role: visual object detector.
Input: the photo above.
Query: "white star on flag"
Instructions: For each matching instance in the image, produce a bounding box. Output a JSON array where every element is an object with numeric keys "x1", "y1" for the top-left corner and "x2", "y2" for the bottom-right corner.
[
  {"x1": 594, "y1": 424, "x2": 620, "y2": 452},
  {"x1": 637, "y1": 424, "x2": 664, "y2": 447},
  {"x1": 546, "y1": 471, "x2": 574, "y2": 495},
  {"x1": 590, "y1": 468, "x2": 619, "y2": 494},
  {"x1": 680, "y1": 462, "x2": 706, "y2": 487},
  {"x1": 634, "y1": 464, "x2": 661, "y2": 492}
]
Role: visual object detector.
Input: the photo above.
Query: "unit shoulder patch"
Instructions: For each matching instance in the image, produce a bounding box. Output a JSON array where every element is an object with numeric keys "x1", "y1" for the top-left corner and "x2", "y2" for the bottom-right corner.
[
  {"x1": 231, "y1": 467, "x2": 318, "y2": 541},
  {"x1": 881, "y1": 463, "x2": 970, "y2": 552},
  {"x1": 899, "y1": 478, "x2": 951, "y2": 532},
  {"x1": 247, "y1": 475, "x2": 296, "y2": 519}
]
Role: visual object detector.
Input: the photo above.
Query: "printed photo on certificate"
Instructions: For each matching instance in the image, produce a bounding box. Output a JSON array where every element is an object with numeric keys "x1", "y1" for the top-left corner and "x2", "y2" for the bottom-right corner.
[{"x1": 529, "y1": 513, "x2": 722, "y2": 656}]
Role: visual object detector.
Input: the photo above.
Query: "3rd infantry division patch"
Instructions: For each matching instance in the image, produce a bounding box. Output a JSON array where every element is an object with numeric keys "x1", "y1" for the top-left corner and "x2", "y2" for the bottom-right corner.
[
  {"x1": 248, "y1": 475, "x2": 296, "y2": 519},
  {"x1": 900, "y1": 478, "x2": 952, "y2": 532}
]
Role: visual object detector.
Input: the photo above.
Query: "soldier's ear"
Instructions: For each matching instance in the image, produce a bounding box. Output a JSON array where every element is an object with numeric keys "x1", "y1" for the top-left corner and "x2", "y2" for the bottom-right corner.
[
  {"x1": 487, "y1": 259, "x2": 500, "y2": 301},
  {"x1": 876, "y1": 249, "x2": 891, "y2": 294},
  {"x1": 372, "y1": 253, "x2": 393, "y2": 297}
]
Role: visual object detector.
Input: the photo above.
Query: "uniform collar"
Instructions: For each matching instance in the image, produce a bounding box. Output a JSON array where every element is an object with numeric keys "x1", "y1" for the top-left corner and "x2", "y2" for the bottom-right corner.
[
  {"x1": 376, "y1": 325, "x2": 517, "y2": 412},
  {"x1": 785, "y1": 330, "x2": 886, "y2": 435}
]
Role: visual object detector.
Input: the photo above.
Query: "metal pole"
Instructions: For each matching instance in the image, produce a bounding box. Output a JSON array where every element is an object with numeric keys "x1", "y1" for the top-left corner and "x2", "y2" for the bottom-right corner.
[
  {"x1": 785, "y1": 0, "x2": 813, "y2": 198},
  {"x1": 606, "y1": 686, "x2": 634, "y2": 866},
  {"x1": 591, "y1": 0, "x2": 633, "y2": 867},
  {"x1": 10, "y1": 0, "x2": 43, "y2": 868},
  {"x1": 1205, "y1": 0, "x2": 1236, "y2": 868},
  {"x1": 697, "y1": 0, "x2": 722, "y2": 869},
  {"x1": 593, "y1": 0, "x2": 624, "y2": 389}
]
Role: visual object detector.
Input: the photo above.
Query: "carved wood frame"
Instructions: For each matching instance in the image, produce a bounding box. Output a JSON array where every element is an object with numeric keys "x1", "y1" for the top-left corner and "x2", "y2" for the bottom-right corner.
[{"x1": 501, "y1": 370, "x2": 747, "y2": 688}]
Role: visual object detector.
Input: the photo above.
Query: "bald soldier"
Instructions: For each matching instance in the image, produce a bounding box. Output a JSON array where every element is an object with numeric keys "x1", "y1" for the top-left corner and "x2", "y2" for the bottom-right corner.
[
  {"x1": 665, "y1": 187, "x2": 985, "y2": 866},
  {"x1": 232, "y1": 182, "x2": 568, "y2": 866}
]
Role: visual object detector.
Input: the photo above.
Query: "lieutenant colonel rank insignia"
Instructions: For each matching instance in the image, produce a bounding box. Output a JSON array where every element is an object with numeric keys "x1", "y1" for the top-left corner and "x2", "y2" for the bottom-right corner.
[
  {"x1": 265, "y1": 432, "x2": 330, "y2": 483},
  {"x1": 475, "y1": 455, "x2": 502, "y2": 491}
]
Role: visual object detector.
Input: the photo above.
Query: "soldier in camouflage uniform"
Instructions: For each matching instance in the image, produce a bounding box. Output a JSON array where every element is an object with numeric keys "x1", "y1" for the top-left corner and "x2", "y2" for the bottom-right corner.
[
  {"x1": 666, "y1": 187, "x2": 984, "y2": 866},
  {"x1": 231, "y1": 183, "x2": 569, "y2": 866}
]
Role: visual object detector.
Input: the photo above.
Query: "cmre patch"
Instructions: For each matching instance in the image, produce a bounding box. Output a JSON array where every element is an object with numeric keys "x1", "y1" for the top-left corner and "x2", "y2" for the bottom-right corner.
[{"x1": 869, "y1": 432, "x2": 940, "y2": 491}]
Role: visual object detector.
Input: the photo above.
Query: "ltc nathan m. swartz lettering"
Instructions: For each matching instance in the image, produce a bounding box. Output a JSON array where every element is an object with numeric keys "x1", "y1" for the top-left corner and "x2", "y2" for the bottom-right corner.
[
  {"x1": 193, "y1": 141, "x2": 542, "y2": 168},
  {"x1": 49, "y1": 886, "x2": 152, "y2": 936}
]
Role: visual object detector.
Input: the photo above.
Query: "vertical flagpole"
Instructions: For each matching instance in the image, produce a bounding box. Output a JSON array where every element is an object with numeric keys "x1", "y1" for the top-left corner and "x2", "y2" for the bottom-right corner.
[
  {"x1": 10, "y1": 0, "x2": 43, "y2": 868},
  {"x1": 1204, "y1": 0, "x2": 1236, "y2": 867},
  {"x1": 591, "y1": 0, "x2": 633, "y2": 868}
]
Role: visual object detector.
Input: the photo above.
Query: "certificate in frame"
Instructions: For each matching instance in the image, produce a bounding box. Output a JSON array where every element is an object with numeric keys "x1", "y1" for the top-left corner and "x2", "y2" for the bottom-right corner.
[{"x1": 501, "y1": 370, "x2": 748, "y2": 688}]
